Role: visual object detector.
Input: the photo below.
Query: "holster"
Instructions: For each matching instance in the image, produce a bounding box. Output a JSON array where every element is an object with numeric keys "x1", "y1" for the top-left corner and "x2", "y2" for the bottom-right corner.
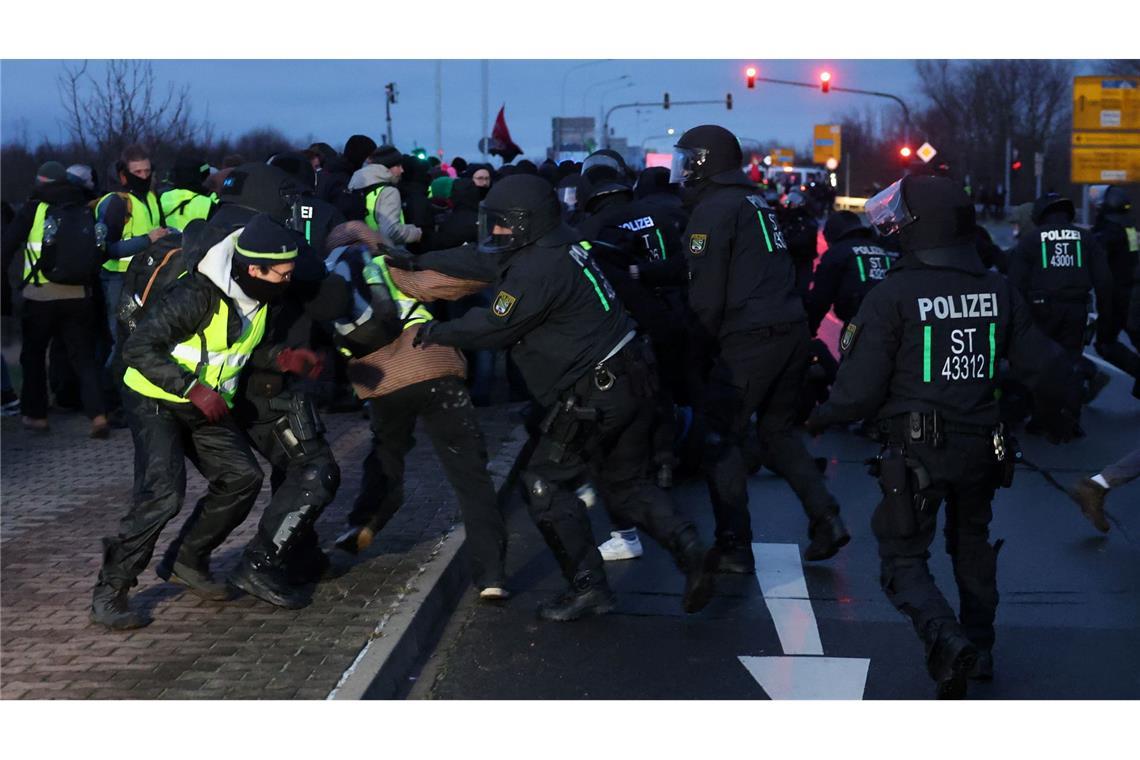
[
  {"x1": 268, "y1": 393, "x2": 326, "y2": 459},
  {"x1": 539, "y1": 395, "x2": 599, "y2": 465},
  {"x1": 877, "y1": 446, "x2": 918, "y2": 537}
]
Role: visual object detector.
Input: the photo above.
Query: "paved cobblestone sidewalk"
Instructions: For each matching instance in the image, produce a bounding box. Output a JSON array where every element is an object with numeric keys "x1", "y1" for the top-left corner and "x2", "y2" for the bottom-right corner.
[{"x1": 0, "y1": 404, "x2": 523, "y2": 699}]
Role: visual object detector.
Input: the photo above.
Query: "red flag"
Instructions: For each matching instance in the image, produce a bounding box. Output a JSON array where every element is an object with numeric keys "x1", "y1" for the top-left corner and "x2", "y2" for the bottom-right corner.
[{"x1": 484, "y1": 105, "x2": 523, "y2": 163}]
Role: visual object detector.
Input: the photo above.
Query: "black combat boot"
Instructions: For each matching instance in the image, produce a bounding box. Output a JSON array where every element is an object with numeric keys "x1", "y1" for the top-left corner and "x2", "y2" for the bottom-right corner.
[
  {"x1": 671, "y1": 527, "x2": 717, "y2": 614},
  {"x1": 969, "y1": 649, "x2": 994, "y2": 681},
  {"x1": 90, "y1": 583, "x2": 151, "y2": 630},
  {"x1": 714, "y1": 540, "x2": 755, "y2": 574},
  {"x1": 929, "y1": 630, "x2": 979, "y2": 700},
  {"x1": 229, "y1": 551, "x2": 309, "y2": 610},
  {"x1": 536, "y1": 570, "x2": 616, "y2": 622},
  {"x1": 804, "y1": 512, "x2": 851, "y2": 562},
  {"x1": 157, "y1": 560, "x2": 230, "y2": 601}
]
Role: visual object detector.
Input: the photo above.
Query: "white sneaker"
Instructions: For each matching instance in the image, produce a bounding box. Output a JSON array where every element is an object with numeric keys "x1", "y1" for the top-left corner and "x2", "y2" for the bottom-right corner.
[
  {"x1": 479, "y1": 586, "x2": 511, "y2": 601},
  {"x1": 598, "y1": 531, "x2": 643, "y2": 561}
]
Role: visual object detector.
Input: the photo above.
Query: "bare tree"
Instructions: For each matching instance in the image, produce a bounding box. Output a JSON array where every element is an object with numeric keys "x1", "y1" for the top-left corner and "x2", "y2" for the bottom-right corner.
[
  {"x1": 57, "y1": 60, "x2": 211, "y2": 169},
  {"x1": 1102, "y1": 60, "x2": 1140, "y2": 77}
]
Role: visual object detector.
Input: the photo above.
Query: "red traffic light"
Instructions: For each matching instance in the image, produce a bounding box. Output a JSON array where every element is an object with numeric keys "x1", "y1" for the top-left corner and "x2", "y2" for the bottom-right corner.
[
  {"x1": 899, "y1": 146, "x2": 912, "y2": 158},
  {"x1": 745, "y1": 66, "x2": 757, "y2": 89},
  {"x1": 1011, "y1": 160, "x2": 1022, "y2": 171},
  {"x1": 819, "y1": 71, "x2": 831, "y2": 93}
]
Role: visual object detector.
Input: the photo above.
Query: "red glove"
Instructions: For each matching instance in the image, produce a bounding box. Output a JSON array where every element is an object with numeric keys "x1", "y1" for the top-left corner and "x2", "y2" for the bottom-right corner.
[
  {"x1": 187, "y1": 383, "x2": 229, "y2": 423},
  {"x1": 275, "y1": 347, "x2": 325, "y2": 379}
]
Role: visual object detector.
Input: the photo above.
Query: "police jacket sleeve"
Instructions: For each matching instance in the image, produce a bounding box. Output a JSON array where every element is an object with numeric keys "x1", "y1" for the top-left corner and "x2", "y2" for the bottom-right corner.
[
  {"x1": 424, "y1": 266, "x2": 551, "y2": 351},
  {"x1": 376, "y1": 187, "x2": 422, "y2": 245},
  {"x1": 683, "y1": 203, "x2": 731, "y2": 340},
  {"x1": 1, "y1": 202, "x2": 37, "y2": 273},
  {"x1": 811, "y1": 286, "x2": 899, "y2": 426},
  {"x1": 411, "y1": 244, "x2": 500, "y2": 282},
  {"x1": 637, "y1": 255, "x2": 689, "y2": 287},
  {"x1": 1086, "y1": 237, "x2": 1116, "y2": 342},
  {"x1": 1007, "y1": 236, "x2": 1033, "y2": 299},
  {"x1": 1004, "y1": 285, "x2": 1079, "y2": 408},
  {"x1": 121, "y1": 278, "x2": 215, "y2": 398},
  {"x1": 805, "y1": 247, "x2": 844, "y2": 335}
]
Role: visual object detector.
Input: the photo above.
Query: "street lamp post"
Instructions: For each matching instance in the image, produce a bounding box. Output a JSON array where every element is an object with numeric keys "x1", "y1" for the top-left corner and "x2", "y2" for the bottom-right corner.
[
  {"x1": 560, "y1": 60, "x2": 612, "y2": 117},
  {"x1": 581, "y1": 75, "x2": 630, "y2": 114},
  {"x1": 640, "y1": 129, "x2": 676, "y2": 151}
]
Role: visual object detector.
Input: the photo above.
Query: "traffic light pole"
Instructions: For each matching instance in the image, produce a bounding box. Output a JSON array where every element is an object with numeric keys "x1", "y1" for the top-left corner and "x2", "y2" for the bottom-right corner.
[
  {"x1": 603, "y1": 98, "x2": 730, "y2": 148},
  {"x1": 750, "y1": 76, "x2": 914, "y2": 147}
]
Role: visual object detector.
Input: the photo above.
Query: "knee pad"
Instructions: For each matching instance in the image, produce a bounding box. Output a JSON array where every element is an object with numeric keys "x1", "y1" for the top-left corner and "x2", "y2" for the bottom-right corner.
[
  {"x1": 521, "y1": 472, "x2": 554, "y2": 517},
  {"x1": 300, "y1": 461, "x2": 340, "y2": 507}
]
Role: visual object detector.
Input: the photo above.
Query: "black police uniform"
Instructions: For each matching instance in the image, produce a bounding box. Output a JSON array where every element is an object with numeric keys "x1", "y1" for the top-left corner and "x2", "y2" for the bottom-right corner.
[
  {"x1": 776, "y1": 203, "x2": 819, "y2": 300},
  {"x1": 808, "y1": 175, "x2": 1080, "y2": 697},
  {"x1": 681, "y1": 159, "x2": 844, "y2": 565},
  {"x1": 414, "y1": 175, "x2": 715, "y2": 620},
  {"x1": 1091, "y1": 189, "x2": 1140, "y2": 396},
  {"x1": 1008, "y1": 198, "x2": 1113, "y2": 404},
  {"x1": 807, "y1": 220, "x2": 900, "y2": 336}
]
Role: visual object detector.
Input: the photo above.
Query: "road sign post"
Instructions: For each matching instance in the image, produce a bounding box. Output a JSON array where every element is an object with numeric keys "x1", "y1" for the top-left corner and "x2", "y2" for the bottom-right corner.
[{"x1": 812, "y1": 124, "x2": 841, "y2": 166}]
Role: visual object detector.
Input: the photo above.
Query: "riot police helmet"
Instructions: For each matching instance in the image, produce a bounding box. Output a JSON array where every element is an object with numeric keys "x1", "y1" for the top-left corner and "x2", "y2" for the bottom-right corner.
[
  {"x1": 864, "y1": 174, "x2": 975, "y2": 257},
  {"x1": 1031, "y1": 192, "x2": 1075, "y2": 225},
  {"x1": 1098, "y1": 185, "x2": 1134, "y2": 226},
  {"x1": 670, "y1": 124, "x2": 743, "y2": 185},
  {"x1": 267, "y1": 151, "x2": 318, "y2": 192},
  {"x1": 782, "y1": 190, "x2": 808, "y2": 209},
  {"x1": 822, "y1": 210, "x2": 865, "y2": 245},
  {"x1": 477, "y1": 174, "x2": 571, "y2": 254},
  {"x1": 581, "y1": 150, "x2": 630, "y2": 184}
]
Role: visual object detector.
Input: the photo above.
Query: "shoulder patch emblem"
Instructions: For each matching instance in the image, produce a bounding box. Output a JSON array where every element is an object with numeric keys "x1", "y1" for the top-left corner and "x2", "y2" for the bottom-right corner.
[
  {"x1": 689, "y1": 233, "x2": 708, "y2": 255},
  {"x1": 840, "y1": 322, "x2": 859, "y2": 353},
  {"x1": 492, "y1": 290, "x2": 518, "y2": 318}
]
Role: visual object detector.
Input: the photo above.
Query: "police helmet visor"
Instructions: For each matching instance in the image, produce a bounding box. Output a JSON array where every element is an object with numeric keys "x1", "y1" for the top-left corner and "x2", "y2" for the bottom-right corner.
[
  {"x1": 669, "y1": 146, "x2": 711, "y2": 185},
  {"x1": 557, "y1": 185, "x2": 577, "y2": 210},
  {"x1": 864, "y1": 179, "x2": 916, "y2": 237},
  {"x1": 477, "y1": 204, "x2": 534, "y2": 254},
  {"x1": 581, "y1": 153, "x2": 624, "y2": 178}
]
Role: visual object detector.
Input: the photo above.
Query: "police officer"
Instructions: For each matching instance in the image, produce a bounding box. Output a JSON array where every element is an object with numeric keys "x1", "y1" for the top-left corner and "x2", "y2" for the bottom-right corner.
[
  {"x1": 806, "y1": 175, "x2": 1081, "y2": 698},
  {"x1": 93, "y1": 214, "x2": 299, "y2": 629},
  {"x1": 672, "y1": 124, "x2": 848, "y2": 570},
  {"x1": 159, "y1": 155, "x2": 217, "y2": 231},
  {"x1": 776, "y1": 190, "x2": 819, "y2": 300},
  {"x1": 267, "y1": 151, "x2": 347, "y2": 255},
  {"x1": 1008, "y1": 192, "x2": 1114, "y2": 410},
  {"x1": 807, "y1": 210, "x2": 900, "y2": 336},
  {"x1": 409, "y1": 175, "x2": 717, "y2": 621},
  {"x1": 1091, "y1": 185, "x2": 1140, "y2": 399}
]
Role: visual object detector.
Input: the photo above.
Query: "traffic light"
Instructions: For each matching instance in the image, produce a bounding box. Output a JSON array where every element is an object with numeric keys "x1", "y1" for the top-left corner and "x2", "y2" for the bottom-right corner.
[
  {"x1": 726, "y1": 93, "x2": 733, "y2": 110},
  {"x1": 412, "y1": 147, "x2": 427, "y2": 161},
  {"x1": 899, "y1": 146, "x2": 913, "y2": 159},
  {"x1": 1011, "y1": 159, "x2": 1022, "y2": 172},
  {"x1": 663, "y1": 92, "x2": 670, "y2": 110},
  {"x1": 745, "y1": 66, "x2": 757, "y2": 89},
  {"x1": 819, "y1": 71, "x2": 832, "y2": 93}
]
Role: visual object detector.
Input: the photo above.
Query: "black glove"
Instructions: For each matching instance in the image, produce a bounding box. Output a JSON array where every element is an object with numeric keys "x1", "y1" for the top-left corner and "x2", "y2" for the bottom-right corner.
[
  {"x1": 384, "y1": 252, "x2": 419, "y2": 271},
  {"x1": 411, "y1": 321, "x2": 435, "y2": 348}
]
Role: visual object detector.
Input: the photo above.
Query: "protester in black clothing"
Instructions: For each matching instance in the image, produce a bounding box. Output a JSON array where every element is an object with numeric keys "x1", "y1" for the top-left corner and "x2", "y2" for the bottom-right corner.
[{"x1": 1091, "y1": 185, "x2": 1140, "y2": 398}]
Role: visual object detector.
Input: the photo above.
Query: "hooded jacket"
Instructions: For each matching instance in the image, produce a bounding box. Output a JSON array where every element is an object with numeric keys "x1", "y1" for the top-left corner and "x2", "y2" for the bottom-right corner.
[
  {"x1": 121, "y1": 231, "x2": 269, "y2": 402},
  {"x1": 348, "y1": 164, "x2": 422, "y2": 248},
  {"x1": 428, "y1": 178, "x2": 480, "y2": 251}
]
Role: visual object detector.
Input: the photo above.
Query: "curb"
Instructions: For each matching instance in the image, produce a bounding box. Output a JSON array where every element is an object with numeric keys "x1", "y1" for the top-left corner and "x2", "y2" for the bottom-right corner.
[{"x1": 326, "y1": 422, "x2": 529, "y2": 700}]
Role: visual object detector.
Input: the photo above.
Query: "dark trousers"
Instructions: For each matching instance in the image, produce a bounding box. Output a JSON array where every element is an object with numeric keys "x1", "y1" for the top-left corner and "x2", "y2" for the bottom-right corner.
[
  {"x1": 521, "y1": 347, "x2": 693, "y2": 583},
  {"x1": 98, "y1": 389, "x2": 264, "y2": 589},
  {"x1": 872, "y1": 435, "x2": 1001, "y2": 676},
  {"x1": 350, "y1": 376, "x2": 506, "y2": 588},
  {"x1": 19, "y1": 297, "x2": 106, "y2": 420},
  {"x1": 698, "y1": 322, "x2": 839, "y2": 546}
]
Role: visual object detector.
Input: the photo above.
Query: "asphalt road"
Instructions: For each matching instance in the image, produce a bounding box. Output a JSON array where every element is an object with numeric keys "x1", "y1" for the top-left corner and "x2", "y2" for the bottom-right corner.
[{"x1": 409, "y1": 359, "x2": 1139, "y2": 700}]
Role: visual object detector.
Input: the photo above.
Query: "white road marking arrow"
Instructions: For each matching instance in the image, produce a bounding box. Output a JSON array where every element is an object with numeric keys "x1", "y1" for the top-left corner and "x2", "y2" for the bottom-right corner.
[{"x1": 738, "y1": 542, "x2": 870, "y2": 700}]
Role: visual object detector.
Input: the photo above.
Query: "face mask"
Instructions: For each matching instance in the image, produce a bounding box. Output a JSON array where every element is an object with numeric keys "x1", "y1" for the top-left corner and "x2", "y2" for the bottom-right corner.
[
  {"x1": 232, "y1": 264, "x2": 289, "y2": 303},
  {"x1": 125, "y1": 172, "x2": 151, "y2": 197},
  {"x1": 477, "y1": 185, "x2": 491, "y2": 201}
]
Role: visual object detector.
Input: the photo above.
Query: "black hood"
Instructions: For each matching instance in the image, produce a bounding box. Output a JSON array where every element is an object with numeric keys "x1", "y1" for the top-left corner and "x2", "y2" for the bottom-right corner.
[
  {"x1": 450, "y1": 178, "x2": 481, "y2": 211},
  {"x1": 34, "y1": 182, "x2": 89, "y2": 206}
]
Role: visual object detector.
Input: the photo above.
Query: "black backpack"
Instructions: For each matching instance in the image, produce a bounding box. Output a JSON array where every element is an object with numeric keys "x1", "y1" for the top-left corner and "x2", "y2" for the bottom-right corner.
[
  {"x1": 25, "y1": 202, "x2": 106, "y2": 286},
  {"x1": 335, "y1": 187, "x2": 369, "y2": 222}
]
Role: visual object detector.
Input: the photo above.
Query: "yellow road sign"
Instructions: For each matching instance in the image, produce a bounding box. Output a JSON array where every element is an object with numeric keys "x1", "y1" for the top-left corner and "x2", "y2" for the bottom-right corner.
[
  {"x1": 771, "y1": 148, "x2": 795, "y2": 167},
  {"x1": 1073, "y1": 76, "x2": 1140, "y2": 131},
  {"x1": 1070, "y1": 146, "x2": 1140, "y2": 184},
  {"x1": 1072, "y1": 130, "x2": 1140, "y2": 148},
  {"x1": 812, "y1": 124, "x2": 841, "y2": 165}
]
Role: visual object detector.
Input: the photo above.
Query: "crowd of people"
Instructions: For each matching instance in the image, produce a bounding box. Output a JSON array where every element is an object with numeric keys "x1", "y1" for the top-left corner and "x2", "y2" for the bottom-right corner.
[{"x1": 1, "y1": 125, "x2": 1136, "y2": 700}]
